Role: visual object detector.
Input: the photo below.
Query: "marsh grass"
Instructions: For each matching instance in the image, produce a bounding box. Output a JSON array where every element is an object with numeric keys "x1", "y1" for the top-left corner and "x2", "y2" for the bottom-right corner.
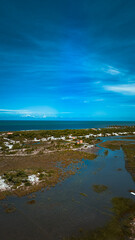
[
  {"x1": 100, "y1": 140, "x2": 135, "y2": 151},
  {"x1": 92, "y1": 184, "x2": 108, "y2": 193},
  {"x1": 117, "y1": 168, "x2": 122, "y2": 171},
  {"x1": 27, "y1": 199, "x2": 36, "y2": 204},
  {"x1": 3, "y1": 204, "x2": 16, "y2": 213},
  {"x1": 119, "y1": 136, "x2": 135, "y2": 140},
  {"x1": 122, "y1": 144, "x2": 135, "y2": 168},
  {"x1": 5, "y1": 206, "x2": 16, "y2": 213},
  {"x1": 65, "y1": 197, "x2": 135, "y2": 240},
  {"x1": 80, "y1": 192, "x2": 88, "y2": 197},
  {"x1": 104, "y1": 150, "x2": 108, "y2": 156},
  {"x1": 3, "y1": 170, "x2": 29, "y2": 187},
  {"x1": 100, "y1": 141, "x2": 121, "y2": 150},
  {"x1": 121, "y1": 143, "x2": 135, "y2": 182},
  {"x1": 0, "y1": 151, "x2": 92, "y2": 199}
]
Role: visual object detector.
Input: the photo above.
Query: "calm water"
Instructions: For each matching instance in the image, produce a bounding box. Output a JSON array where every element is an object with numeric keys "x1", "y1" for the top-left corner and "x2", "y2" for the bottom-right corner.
[
  {"x1": 0, "y1": 120, "x2": 135, "y2": 131},
  {"x1": 0, "y1": 137, "x2": 135, "y2": 240}
]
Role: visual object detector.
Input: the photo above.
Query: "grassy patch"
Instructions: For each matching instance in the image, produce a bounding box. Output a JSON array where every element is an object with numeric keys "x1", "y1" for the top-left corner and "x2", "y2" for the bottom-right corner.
[
  {"x1": 27, "y1": 200, "x2": 36, "y2": 204},
  {"x1": 4, "y1": 206, "x2": 16, "y2": 213},
  {"x1": 92, "y1": 184, "x2": 108, "y2": 193},
  {"x1": 104, "y1": 150, "x2": 108, "y2": 156},
  {"x1": 3, "y1": 204, "x2": 16, "y2": 213},
  {"x1": 65, "y1": 197, "x2": 135, "y2": 240},
  {"x1": 122, "y1": 144, "x2": 135, "y2": 168},
  {"x1": 3, "y1": 170, "x2": 28, "y2": 187},
  {"x1": 121, "y1": 144, "x2": 135, "y2": 182},
  {"x1": 80, "y1": 192, "x2": 88, "y2": 197},
  {"x1": 100, "y1": 140, "x2": 135, "y2": 151},
  {"x1": 100, "y1": 141, "x2": 122, "y2": 150},
  {"x1": 119, "y1": 136, "x2": 135, "y2": 140},
  {"x1": 117, "y1": 168, "x2": 122, "y2": 171},
  {"x1": 0, "y1": 150, "x2": 91, "y2": 199}
]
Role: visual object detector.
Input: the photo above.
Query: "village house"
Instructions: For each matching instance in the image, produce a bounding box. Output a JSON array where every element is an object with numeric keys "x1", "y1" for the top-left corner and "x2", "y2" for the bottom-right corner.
[{"x1": 76, "y1": 139, "x2": 83, "y2": 144}]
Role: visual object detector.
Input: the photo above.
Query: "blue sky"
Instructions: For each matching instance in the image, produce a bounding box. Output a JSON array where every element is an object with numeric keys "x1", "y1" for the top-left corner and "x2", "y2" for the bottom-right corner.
[{"x1": 0, "y1": 0, "x2": 135, "y2": 120}]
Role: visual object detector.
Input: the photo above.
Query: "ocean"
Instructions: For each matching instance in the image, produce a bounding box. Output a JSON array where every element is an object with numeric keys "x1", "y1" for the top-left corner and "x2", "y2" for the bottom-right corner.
[{"x1": 0, "y1": 120, "x2": 135, "y2": 132}]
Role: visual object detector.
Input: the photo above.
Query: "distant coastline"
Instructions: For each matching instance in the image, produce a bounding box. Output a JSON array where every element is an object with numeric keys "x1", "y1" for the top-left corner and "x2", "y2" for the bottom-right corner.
[{"x1": 0, "y1": 120, "x2": 135, "y2": 132}]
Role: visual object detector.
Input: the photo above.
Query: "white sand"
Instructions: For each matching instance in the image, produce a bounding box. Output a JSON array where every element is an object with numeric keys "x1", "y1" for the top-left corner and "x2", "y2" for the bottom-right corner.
[
  {"x1": 28, "y1": 175, "x2": 39, "y2": 184},
  {"x1": 0, "y1": 176, "x2": 11, "y2": 191}
]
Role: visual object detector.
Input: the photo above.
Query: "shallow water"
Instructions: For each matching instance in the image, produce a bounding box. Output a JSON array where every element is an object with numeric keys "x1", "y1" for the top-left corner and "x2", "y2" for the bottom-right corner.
[{"x1": 0, "y1": 136, "x2": 135, "y2": 240}]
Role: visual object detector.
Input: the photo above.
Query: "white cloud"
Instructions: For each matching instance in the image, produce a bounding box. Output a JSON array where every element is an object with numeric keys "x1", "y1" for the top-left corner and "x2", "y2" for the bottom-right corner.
[
  {"x1": 103, "y1": 66, "x2": 121, "y2": 75},
  {"x1": 23, "y1": 114, "x2": 31, "y2": 117},
  {"x1": 0, "y1": 109, "x2": 31, "y2": 115},
  {"x1": 104, "y1": 83, "x2": 135, "y2": 95},
  {"x1": 107, "y1": 68, "x2": 120, "y2": 75}
]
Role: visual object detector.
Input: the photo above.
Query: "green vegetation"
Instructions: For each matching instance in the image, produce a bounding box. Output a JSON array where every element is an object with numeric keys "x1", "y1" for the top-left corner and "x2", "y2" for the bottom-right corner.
[
  {"x1": 112, "y1": 197, "x2": 135, "y2": 217},
  {"x1": 65, "y1": 197, "x2": 135, "y2": 240},
  {"x1": 25, "y1": 148, "x2": 34, "y2": 154},
  {"x1": 121, "y1": 144, "x2": 135, "y2": 182},
  {"x1": 120, "y1": 136, "x2": 135, "y2": 140},
  {"x1": 27, "y1": 200, "x2": 36, "y2": 204},
  {"x1": 122, "y1": 144, "x2": 135, "y2": 168},
  {"x1": 100, "y1": 140, "x2": 135, "y2": 151},
  {"x1": 80, "y1": 192, "x2": 88, "y2": 197},
  {"x1": 3, "y1": 170, "x2": 29, "y2": 187},
  {"x1": 0, "y1": 142, "x2": 8, "y2": 152},
  {"x1": 92, "y1": 184, "x2": 108, "y2": 193},
  {"x1": 100, "y1": 141, "x2": 121, "y2": 150},
  {"x1": 4, "y1": 206, "x2": 16, "y2": 213},
  {"x1": 12, "y1": 143, "x2": 21, "y2": 149}
]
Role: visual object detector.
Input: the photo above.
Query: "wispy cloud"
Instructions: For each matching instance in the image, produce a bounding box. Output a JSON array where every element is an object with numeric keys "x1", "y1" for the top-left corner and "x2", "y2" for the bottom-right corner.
[
  {"x1": 103, "y1": 66, "x2": 121, "y2": 75},
  {"x1": 0, "y1": 108, "x2": 58, "y2": 118},
  {"x1": 104, "y1": 84, "x2": 135, "y2": 95},
  {"x1": 0, "y1": 109, "x2": 31, "y2": 114}
]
